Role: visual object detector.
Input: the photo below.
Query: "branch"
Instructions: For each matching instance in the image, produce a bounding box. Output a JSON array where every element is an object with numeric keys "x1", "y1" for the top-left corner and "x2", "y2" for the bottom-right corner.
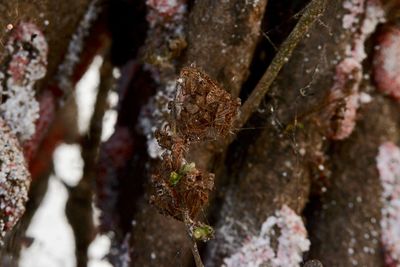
[
  {"x1": 234, "y1": 0, "x2": 326, "y2": 131},
  {"x1": 65, "y1": 53, "x2": 113, "y2": 267}
]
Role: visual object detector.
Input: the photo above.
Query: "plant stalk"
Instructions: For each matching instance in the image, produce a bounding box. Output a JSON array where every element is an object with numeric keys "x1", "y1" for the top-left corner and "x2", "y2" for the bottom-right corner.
[{"x1": 183, "y1": 210, "x2": 205, "y2": 267}]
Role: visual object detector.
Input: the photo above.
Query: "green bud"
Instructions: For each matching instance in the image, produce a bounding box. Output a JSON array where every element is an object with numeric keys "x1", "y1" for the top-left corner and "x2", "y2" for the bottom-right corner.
[
  {"x1": 193, "y1": 224, "x2": 214, "y2": 241},
  {"x1": 169, "y1": 171, "x2": 182, "y2": 186},
  {"x1": 180, "y1": 162, "x2": 196, "y2": 175}
]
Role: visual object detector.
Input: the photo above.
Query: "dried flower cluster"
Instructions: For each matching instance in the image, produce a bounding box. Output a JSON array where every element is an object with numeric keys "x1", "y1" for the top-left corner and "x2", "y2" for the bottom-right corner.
[
  {"x1": 0, "y1": 22, "x2": 48, "y2": 142},
  {"x1": 173, "y1": 68, "x2": 241, "y2": 141},
  {"x1": 150, "y1": 67, "x2": 240, "y2": 240},
  {"x1": 0, "y1": 118, "x2": 31, "y2": 243},
  {"x1": 376, "y1": 142, "x2": 400, "y2": 267},
  {"x1": 222, "y1": 205, "x2": 310, "y2": 267}
]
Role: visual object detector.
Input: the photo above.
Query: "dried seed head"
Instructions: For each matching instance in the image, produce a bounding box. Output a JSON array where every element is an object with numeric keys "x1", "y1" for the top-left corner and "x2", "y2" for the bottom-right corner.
[
  {"x1": 172, "y1": 67, "x2": 240, "y2": 142},
  {"x1": 0, "y1": 118, "x2": 31, "y2": 243},
  {"x1": 150, "y1": 156, "x2": 214, "y2": 220}
]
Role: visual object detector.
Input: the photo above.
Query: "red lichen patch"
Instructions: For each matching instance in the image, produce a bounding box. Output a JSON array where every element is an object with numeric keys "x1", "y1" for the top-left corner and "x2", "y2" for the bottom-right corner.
[
  {"x1": 0, "y1": 118, "x2": 31, "y2": 243},
  {"x1": 373, "y1": 25, "x2": 400, "y2": 101}
]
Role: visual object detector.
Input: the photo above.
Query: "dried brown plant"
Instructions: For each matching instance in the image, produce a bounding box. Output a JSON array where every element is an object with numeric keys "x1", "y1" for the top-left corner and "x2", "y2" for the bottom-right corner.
[{"x1": 150, "y1": 67, "x2": 240, "y2": 266}]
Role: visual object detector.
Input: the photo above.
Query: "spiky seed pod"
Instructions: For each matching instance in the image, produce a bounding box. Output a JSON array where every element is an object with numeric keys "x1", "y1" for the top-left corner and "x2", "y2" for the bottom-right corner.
[{"x1": 0, "y1": 118, "x2": 31, "y2": 243}]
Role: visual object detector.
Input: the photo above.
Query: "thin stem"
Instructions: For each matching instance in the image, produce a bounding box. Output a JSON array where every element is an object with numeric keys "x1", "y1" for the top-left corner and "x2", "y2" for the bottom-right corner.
[
  {"x1": 234, "y1": 0, "x2": 326, "y2": 131},
  {"x1": 189, "y1": 237, "x2": 204, "y2": 267},
  {"x1": 183, "y1": 210, "x2": 205, "y2": 267}
]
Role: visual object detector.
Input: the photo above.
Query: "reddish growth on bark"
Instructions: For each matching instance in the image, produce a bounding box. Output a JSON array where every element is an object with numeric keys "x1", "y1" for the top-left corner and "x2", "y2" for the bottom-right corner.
[
  {"x1": 373, "y1": 25, "x2": 400, "y2": 101},
  {"x1": 0, "y1": 22, "x2": 48, "y2": 142},
  {"x1": 0, "y1": 118, "x2": 31, "y2": 243},
  {"x1": 222, "y1": 205, "x2": 310, "y2": 267},
  {"x1": 376, "y1": 142, "x2": 400, "y2": 267}
]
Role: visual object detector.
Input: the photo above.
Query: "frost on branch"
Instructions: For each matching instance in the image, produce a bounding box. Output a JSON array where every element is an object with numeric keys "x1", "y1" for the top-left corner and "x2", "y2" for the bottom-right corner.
[
  {"x1": 139, "y1": 0, "x2": 188, "y2": 159},
  {"x1": 325, "y1": 0, "x2": 385, "y2": 140},
  {"x1": 376, "y1": 142, "x2": 400, "y2": 267},
  {"x1": 56, "y1": 0, "x2": 101, "y2": 93},
  {"x1": 222, "y1": 205, "x2": 310, "y2": 267},
  {"x1": 373, "y1": 25, "x2": 400, "y2": 101},
  {"x1": 0, "y1": 22, "x2": 48, "y2": 142},
  {"x1": 0, "y1": 118, "x2": 31, "y2": 243}
]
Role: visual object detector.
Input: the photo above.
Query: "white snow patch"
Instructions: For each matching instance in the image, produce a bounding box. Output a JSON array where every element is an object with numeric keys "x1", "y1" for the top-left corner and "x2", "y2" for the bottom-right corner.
[
  {"x1": 20, "y1": 177, "x2": 76, "y2": 267},
  {"x1": 75, "y1": 56, "x2": 102, "y2": 134},
  {"x1": 53, "y1": 143, "x2": 84, "y2": 187}
]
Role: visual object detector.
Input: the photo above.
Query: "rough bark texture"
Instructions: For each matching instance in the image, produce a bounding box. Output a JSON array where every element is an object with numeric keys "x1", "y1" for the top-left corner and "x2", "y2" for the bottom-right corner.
[
  {"x1": 1, "y1": 0, "x2": 400, "y2": 267},
  {"x1": 126, "y1": 0, "x2": 269, "y2": 265},
  {"x1": 307, "y1": 95, "x2": 398, "y2": 266},
  {"x1": 0, "y1": 0, "x2": 93, "y2": 88}
]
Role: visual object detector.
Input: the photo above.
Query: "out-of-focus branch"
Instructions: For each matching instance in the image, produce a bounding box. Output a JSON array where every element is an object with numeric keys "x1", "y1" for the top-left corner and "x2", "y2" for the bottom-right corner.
[{"x1": 65, "y1": 53, "x2": 113, "y2": 267}]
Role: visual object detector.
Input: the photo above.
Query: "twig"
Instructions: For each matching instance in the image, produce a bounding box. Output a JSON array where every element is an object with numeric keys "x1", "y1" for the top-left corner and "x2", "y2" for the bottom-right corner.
[
  {"x1": 183, "y1": 210, "x2": 205, "y2": 267},
  {"x1": 234, "y1": 0, "x2": 326, "y2": 131}
]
